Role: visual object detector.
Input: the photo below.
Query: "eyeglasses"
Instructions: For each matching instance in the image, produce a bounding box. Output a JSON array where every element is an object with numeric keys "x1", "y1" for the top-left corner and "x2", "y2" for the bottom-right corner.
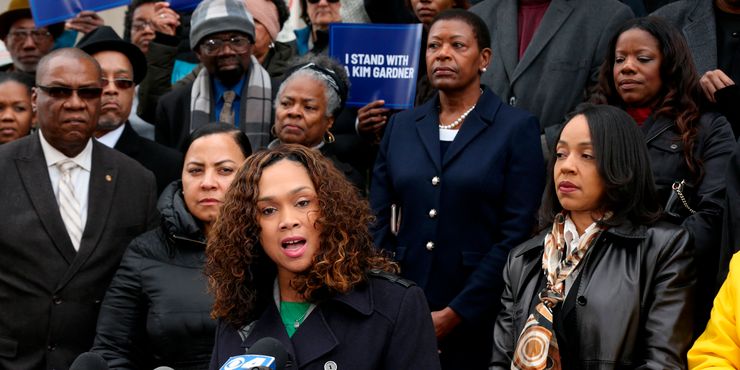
[
  {"x1": 8, "y1": 29, "x2": 52, "y2": 44},
  {"x1": 102, "y1": 78, "x2": 135, "y2": 90},
  {"x1": 199, "y1": 36, "x2": 251, "y2": 56},
  {"x1": 131, "y1": 20, "x2": 154, "y2": 32},
  {"x1": 307, "y1": 0, "x2": 340, "y2": 4},
  {"x1": 36, "y1": 85, "x2": 103, "y2": 100}
]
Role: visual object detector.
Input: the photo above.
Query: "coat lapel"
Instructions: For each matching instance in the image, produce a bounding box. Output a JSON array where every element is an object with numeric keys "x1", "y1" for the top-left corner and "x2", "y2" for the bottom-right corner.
[
  {"x1": 512, "y1": 0, "x2": 574, "y2": 84},
  {"x1": 442, "y1": 89, "x2": 499, "y2": 168},
  {"x1": 496, "y1": 0, "x2": 519, "y2": 82},
  {"x1": 114, "y1": 122, "x2": 142, "y2": 157},
  {"x1": 643, "y1": 115, "x2": 676, "y2": 144},
  {"x1": 683, "y1": 1, "x2": 717, "y2": 74},
  {"x1": 15, "y1": 135, "x2": 77, "y2": 264},
  {"x1": 57, "y1": 141, "x2": 118, "y2": 290},
  {"x1": 415, "y1": 99, "x2": 443, "y2": 173},
  {"x1": 246, "y1": 300, "x2": 341, "y2": 368},
  {"x1": 512, "y1": 233, "x2": 547, "y2": 332},
  {"x1": 245, "y1": 302, "x2": 298, "y2": 361}
]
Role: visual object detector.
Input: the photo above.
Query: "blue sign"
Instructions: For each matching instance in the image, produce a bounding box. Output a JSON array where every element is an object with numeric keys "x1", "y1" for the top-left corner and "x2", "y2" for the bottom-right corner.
[
  {"x1": 168, "y1": 0, "x2": 201, "y2": 12},
  {"x1": 330, "y1": 23, "x2": 423, "y2": 109},
  {"x1": 29, "y1": 0, "x2": 131, "y2": 27}
]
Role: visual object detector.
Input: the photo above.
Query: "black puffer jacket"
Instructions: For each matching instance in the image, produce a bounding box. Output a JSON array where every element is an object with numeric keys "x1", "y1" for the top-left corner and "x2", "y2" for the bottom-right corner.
[
  {"x1": 492, "y1": 221, "x2": 695, "y2": 369},
  {"x1": 92, "y1": 181, "x2": 215, "y2": 370}
]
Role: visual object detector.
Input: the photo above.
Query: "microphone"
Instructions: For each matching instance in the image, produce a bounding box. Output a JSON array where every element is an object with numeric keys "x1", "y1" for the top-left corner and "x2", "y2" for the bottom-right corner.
[
  {"x1": 219, "y1": 337, "x2": 290, "y2": 370},
  {"x1": 69, "y1": 352, "x2": 109, "y2": 370}
]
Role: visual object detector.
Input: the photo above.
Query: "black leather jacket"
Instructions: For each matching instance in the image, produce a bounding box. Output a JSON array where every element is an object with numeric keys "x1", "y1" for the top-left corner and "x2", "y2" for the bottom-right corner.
[
  {"x1": 92, "y1": 181, "x2": 215, "y2": 370},
  {"x1": 492, "y1": 221, "x2": 695, "y2": 369}
]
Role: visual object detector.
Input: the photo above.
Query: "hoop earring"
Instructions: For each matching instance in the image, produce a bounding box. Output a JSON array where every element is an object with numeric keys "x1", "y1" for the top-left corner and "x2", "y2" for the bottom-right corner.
[{"x1": 324, "y1": 131, "x2": 335, "y2": 144}]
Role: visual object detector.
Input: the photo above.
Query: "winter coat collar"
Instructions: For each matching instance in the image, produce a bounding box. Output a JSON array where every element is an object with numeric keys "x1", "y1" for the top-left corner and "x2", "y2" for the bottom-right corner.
[
  {"x1": 515, "y1": 220, "x2": 648, "y2": 257},
  {"x1": 158, "y1": 180, "x2": 206, "y2": 248}
]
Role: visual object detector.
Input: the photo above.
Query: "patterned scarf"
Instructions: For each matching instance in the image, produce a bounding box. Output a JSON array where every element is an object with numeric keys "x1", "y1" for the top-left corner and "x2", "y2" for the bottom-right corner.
[
  {"x1": 189, "y1": 55, "x2": 273, "y2": 149},
  {"x1": 511, "y1": 212, "x2": 606, "y2": 370}
]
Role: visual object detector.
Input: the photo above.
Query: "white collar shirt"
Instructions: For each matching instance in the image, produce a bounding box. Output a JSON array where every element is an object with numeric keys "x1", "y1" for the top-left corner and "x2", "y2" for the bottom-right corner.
[
  {"x1": 39, "y1": 131, "x2": 93, "y2": 231},
  {"x1": 96, "y1": 123, "x2": 126, "y2": 148}
]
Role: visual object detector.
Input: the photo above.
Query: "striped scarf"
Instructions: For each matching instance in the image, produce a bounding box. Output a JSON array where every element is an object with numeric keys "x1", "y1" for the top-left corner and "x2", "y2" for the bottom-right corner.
[
  {"x1": 189, "y1": 56, "x2": 273, "y2": 149},
  {"x1": 511, "y1": 212, "x2": 606, "y2": 370}
]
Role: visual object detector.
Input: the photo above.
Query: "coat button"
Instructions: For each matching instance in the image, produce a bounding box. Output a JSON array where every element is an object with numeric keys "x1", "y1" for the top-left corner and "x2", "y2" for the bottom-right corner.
[
  {"x1": 431, "y1": 176, "x2": 440, "y2": 186},
  {"x1": 426, "y1": 241, "x2": 435, "y2": 251},
  {"x1": 577, "y1": 296, "x2": 587, "y2": 306},
  {"x1": 670, "y1": 144, "x2": 678, "y2": 150},
  {"x1": 52, "y1": 296, "x2": 62, "y2": 305},
  {"x1": 428, "y1": 209, "x2": 438, "y2": 218},
  {"x1": 47, "y1": 344, "x2": 56, "y2": 351}
]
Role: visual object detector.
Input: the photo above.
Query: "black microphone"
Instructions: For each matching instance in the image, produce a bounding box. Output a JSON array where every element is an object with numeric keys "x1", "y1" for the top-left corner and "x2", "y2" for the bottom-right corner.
[
  {"x1": 69, "y1": 352, "x2": 109, "y2": 370},
  {"x1": 219, "y1": 337, "x2": 290, "y2": 370}
]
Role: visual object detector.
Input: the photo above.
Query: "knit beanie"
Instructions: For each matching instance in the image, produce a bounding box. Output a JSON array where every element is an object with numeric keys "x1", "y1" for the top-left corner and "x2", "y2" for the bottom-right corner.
[
  {"x1": 244, "y1": 0, "x2": 280, "y2": 41},
  {"x1": 190, "y1": 0, "x2": 256, "y2": 50}
]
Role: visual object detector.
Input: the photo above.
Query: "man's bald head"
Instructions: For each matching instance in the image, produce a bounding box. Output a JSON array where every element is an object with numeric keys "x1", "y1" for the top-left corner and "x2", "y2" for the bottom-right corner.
[{"x1": 36, "y1": 48, "x2": 102, "y2": 85}]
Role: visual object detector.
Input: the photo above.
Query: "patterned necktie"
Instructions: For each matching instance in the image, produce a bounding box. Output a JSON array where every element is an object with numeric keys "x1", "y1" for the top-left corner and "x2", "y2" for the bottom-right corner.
[
  {"x1": 511, "y1": 213, "x2": 605, "y2": 370},
  {"x1": 220, "y1": 90, "x2": 236, "y2": 125},
  {"x1": 57, "y1": 160, "x2": 83, "y2": 251}
]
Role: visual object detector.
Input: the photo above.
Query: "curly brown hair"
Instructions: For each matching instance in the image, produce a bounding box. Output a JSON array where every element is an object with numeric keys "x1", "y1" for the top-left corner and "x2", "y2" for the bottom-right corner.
[
  {"x1": 206, "y1": 144, "x2": 397, "y2": 327},
  {"x1": 591, "y1": 17, "x2": 705, "y2": 181}
]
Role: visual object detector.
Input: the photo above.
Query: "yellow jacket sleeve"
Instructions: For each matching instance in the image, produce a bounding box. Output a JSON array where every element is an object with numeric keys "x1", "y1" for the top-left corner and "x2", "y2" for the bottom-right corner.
[{"x1": 689, "y1": 253, "x2": 740, "y2": 369}]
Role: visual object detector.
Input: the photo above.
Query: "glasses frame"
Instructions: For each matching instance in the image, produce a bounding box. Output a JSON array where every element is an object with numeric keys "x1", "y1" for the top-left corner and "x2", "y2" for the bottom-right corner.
[
  {"x1": 8, "y1": 29, "x2": 53, "y2": 44},
  {"x1": 36, "y1": 85, "x2": 103, "y2": 100},
  {"x1": 131, "y1": 20, "x2": 154, "y2": 32},
  {"x1": 101, "y1": 78, "x2": 135, "y2": 90},
  {"x1": 199, "y1": 36, "x2": 252, "y2": 56}
]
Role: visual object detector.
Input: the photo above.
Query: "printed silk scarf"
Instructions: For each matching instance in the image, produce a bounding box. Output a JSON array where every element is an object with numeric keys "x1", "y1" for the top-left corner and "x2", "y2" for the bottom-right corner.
[{"x1": 511, "y1": 213, "x2": 606, "y2": 370}]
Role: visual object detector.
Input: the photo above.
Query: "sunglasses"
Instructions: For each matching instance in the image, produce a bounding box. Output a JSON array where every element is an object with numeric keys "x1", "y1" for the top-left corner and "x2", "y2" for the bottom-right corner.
[
  {"x1": 36, "y1": 85, "x2": 103, "y2": 100},
  {"x1": 307, "y1": 0, "x2": 340, "y2": 4},
  {"x1": 102, "y1": 78, "x2": 135, "y2": 90}
]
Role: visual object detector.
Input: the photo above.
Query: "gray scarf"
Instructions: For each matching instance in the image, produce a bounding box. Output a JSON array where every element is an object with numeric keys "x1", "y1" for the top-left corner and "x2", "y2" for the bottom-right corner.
[{"x1": 189, "y1": 56, "x2": 272, "y2": 149}]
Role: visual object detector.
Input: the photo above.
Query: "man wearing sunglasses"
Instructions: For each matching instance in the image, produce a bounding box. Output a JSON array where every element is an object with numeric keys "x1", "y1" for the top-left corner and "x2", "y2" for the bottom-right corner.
[
  {"x1": 0, "y1": 48, "x2": 159, "y2": 370},
  {"x1": 155, "y1": 0, "x2": 273, "y2": 152},
  {"x1": 76, "y1": 26, "x2": 183, "y2": 196},
  {"x1": 0, "y1": 0, "x2": 64, "y2": 77}
]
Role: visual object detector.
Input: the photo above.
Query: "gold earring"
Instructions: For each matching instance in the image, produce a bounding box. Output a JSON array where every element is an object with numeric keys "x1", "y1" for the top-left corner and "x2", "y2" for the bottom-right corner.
[{"x1": 324, "y1": 131, "x2": 335, "y2": 143}]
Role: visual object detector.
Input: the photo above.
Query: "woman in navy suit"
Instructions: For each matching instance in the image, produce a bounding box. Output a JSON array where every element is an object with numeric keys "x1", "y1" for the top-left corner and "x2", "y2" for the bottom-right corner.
[{"x1": 369, "y1": 9, "x2": 545, "y2": 370}]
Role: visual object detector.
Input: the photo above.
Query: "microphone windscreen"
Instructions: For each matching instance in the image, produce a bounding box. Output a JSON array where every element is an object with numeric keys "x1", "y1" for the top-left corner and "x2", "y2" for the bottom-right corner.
[
  {"x1": 246, "y1": 337, "x2": 290, "y2": 370},
  {"x1": 69, "y1": 352, "x2": 109, "y2": 370}
]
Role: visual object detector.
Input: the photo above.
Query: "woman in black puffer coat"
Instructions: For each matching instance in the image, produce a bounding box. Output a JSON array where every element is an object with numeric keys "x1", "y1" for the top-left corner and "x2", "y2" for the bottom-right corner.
[{"x1": 91, "y1": 124, "x2": 252, "y2": 370}]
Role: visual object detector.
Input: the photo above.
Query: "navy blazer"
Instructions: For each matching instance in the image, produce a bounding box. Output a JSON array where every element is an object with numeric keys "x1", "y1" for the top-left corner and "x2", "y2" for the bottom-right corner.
[
  {"x1": 208, "y1": 275, "x2": 441, "y2": 370},
  {"x1": 369, "y1": 87, "x2": 545, "y2": 322}
]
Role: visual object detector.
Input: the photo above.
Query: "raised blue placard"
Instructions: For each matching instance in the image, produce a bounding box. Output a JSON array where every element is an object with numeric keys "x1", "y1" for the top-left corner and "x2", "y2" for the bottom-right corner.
[
  {"x1": 168, "y1": 0, "x2": 201, "y2": 12},
  {"x1": 330, "y1": 23, "x2": 422, "y2": 109},
  {"x1": 29, "y1": 0, "x2": 132, "y2": 27}
]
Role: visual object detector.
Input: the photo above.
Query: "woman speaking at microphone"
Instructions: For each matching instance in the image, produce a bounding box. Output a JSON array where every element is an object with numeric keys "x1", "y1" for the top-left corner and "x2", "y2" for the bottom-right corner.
[{"x1": 206, "y1": 144, "x2": 441, "y2": 370}]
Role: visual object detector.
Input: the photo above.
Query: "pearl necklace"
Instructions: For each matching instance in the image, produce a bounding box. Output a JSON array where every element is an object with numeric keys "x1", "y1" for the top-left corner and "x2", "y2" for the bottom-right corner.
[{"x1": 439, "y1": 104, "x2": 476, "y2": 130}]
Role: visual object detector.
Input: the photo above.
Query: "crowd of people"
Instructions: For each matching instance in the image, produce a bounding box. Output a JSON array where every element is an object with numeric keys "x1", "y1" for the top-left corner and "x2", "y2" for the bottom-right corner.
[{"x1": 0, "y1": 0, "x2": 740, "y2": 369}]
